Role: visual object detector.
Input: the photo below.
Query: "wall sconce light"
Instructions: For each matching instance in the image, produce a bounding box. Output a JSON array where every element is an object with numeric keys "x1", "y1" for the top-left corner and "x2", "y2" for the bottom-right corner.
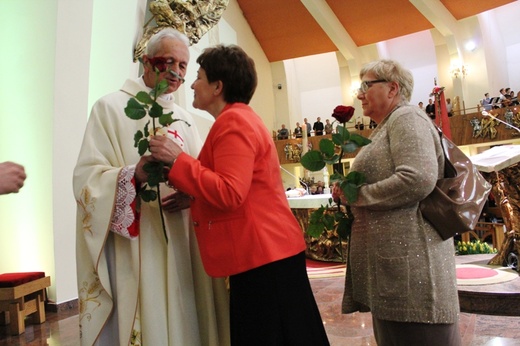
[
  {"x1": 450, "y1": 64, "x2": 468, "y2": 79},
  {"x1": 350, "y1": 83, "x2": 360, "y2": 97}
]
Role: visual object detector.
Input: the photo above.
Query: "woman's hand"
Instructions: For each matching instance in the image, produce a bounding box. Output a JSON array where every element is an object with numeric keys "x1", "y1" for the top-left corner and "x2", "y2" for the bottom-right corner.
[
  {"x1": 149, "y1": 136, "x2": 183, "y2": 167},
  {"x1": 161, "y1": 190, "x2": 192, "y2": 213}
]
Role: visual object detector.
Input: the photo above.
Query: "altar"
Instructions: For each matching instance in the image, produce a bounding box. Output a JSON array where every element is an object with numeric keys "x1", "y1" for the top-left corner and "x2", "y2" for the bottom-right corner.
[
  {"x1": 287, "y1": 194, "x2": 348, "y2": 263},
  {"x1": 470, "y1": 145, "x2": 520, "y2": 269}
]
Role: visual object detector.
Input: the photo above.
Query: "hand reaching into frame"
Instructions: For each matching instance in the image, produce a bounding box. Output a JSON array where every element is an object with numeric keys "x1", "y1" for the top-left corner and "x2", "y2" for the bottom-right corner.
[{"x1": 0, "y1": 161, "x2": 26, "y2": 195}]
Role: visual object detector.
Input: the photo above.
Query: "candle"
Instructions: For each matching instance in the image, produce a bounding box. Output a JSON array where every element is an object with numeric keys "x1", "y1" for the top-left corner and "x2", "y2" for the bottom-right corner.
[
  {"x1": 301, "y1": 123, "x2": 309, "y2": 179},
  {"x1": 302, "y1": 123, "x2": 308, "y2": 155}
]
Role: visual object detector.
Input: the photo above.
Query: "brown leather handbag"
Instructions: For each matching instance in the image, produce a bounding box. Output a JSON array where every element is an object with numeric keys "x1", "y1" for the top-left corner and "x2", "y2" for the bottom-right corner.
[{"x1": 420, "y1": 127, "x2": 492, "y2": 240}]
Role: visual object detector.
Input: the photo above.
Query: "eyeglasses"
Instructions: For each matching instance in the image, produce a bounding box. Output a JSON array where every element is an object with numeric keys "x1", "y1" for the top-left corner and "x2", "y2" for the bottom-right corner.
[
  {"x1": 357, "y1": 79, "x2": 388, "y2": 95},
  {"x1": 148, "y1": 57, "x2": 176, "y2": 73}
]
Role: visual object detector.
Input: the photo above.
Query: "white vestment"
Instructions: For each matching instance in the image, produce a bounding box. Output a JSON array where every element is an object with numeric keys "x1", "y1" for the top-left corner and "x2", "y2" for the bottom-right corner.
[{"x1": 73, "y1": 78, "x2": 229, "y2": 346}]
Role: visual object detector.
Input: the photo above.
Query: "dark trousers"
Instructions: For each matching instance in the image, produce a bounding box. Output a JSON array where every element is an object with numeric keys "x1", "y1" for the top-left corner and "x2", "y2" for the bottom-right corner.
[
  {"x1": 372, "y1": 316, "x2": 462, "y2": 346},
  {"x1": 229, "y1": 251, "x2": 330, "y2": 346}
]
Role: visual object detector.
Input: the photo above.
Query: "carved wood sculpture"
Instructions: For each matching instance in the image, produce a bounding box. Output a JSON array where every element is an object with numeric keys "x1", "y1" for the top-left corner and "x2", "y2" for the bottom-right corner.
[
  {"x1": 485, "y1": 162, "x2": 520, "y2": 267},
  {"x1": 134, "y1": 0, "x2": 229, "y2": 62}
]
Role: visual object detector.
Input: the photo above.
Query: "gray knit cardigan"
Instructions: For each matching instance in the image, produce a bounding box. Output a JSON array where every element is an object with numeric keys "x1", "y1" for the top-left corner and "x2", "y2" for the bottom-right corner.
[{"x1": 342, "y1": 104, "x2": 460, "y2": 324}]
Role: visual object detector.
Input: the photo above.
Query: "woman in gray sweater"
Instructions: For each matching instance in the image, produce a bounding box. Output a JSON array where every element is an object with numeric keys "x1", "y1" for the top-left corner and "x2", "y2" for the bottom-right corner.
[{"x1": 337, "y1": 59, "x2": 461, "y2": 345}]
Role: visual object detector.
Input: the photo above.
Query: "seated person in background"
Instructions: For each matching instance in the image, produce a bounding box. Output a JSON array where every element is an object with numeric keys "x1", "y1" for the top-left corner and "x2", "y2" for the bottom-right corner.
[
  {"x1": 277, "y1": 124, "x2": 289, "y2": 140},
  {"x1": 481, "y1": 93, "x2": 492, "y2": 111},
  {"x1": 294, "y1": 122, "x2": 303, "y2": 138},
  {"x1": 502, "y1": 94, "x2": 512, "y2": 108},
  {"x1": 355, "y1": 121, "x2": 364, "y2": 130},
  {"x1": 513, "y1": 91, "x2": 520, "y2": 106}
]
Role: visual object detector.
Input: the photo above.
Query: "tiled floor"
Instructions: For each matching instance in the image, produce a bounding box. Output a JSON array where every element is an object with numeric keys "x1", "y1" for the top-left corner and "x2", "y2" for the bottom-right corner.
[
  {"x1": 1, "y1": 255, "x2": 519, "y2": 345},
  {"x1": 311, "y1": 274, "x2": 520, "y2": 346}
]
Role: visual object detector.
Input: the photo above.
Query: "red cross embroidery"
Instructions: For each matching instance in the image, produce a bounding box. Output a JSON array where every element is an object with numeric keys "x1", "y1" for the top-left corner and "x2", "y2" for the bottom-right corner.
[{"x1": 168, "y1": 129, "x2": 185, "y2": 146}]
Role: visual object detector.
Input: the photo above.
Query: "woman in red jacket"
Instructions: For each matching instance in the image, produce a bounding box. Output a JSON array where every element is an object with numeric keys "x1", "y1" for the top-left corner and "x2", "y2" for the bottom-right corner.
[{"x1": 149, "y1": 44, "x2": 329, "y2": 345}]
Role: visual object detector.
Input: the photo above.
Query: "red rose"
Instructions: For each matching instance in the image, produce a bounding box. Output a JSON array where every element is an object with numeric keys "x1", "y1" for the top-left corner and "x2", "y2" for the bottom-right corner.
[{"x1": 332, "y1": 105, "x2": 355, "y2": 123}]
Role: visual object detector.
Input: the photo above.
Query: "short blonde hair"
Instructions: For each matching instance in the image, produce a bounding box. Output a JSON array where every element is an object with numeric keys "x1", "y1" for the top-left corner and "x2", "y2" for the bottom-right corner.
[{"x1": 359, "y1": 59, "x2": 414, "y2": 102}]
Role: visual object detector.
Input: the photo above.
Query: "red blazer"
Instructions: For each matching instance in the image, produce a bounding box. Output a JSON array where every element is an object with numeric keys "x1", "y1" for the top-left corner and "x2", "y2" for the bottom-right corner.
[{"x1": 169, "y1": 103, "x2": 306, "y2": 277}]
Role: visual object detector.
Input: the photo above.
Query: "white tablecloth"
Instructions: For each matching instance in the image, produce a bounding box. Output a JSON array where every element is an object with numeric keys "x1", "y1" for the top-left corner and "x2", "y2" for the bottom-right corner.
[{"x1": 287, "y1": 194, "x2": 332, "y2": 209}]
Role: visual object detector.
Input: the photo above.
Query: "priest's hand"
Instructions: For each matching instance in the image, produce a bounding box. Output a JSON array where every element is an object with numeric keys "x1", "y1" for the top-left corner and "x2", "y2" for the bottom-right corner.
[{"x1": 135, "y1": 155, "x2": 155, "y2": 184}]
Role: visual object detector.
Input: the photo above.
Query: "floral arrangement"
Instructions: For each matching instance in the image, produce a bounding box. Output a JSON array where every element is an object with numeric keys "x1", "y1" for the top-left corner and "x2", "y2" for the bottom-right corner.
[
  {"x1": 124, "y1": 73, "x2": 189, "y2": 242},
  {"x1": 455, "y1": 240, "x2": 498, "y2": 255},
  {"x1": 300, "y1": 105, "x2": 371, "y2": 241}
]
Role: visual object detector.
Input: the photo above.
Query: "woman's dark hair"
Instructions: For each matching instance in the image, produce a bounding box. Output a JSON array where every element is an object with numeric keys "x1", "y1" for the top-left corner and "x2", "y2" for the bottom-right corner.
[{"x1": 196, "y1": 44, "x2": 257, "y2": 104}]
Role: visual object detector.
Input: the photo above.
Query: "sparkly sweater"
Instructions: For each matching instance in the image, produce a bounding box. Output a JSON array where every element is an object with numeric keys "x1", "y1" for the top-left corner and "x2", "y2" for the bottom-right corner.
[{"x1": 341, "y1": 104, "x2": 460, "y2": 324}]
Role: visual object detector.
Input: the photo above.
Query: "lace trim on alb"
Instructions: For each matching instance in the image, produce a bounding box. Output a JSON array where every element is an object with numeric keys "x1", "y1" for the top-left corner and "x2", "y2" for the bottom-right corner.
[{"x1": 110, "y1": 166, "x2": 137, "y2": 239}]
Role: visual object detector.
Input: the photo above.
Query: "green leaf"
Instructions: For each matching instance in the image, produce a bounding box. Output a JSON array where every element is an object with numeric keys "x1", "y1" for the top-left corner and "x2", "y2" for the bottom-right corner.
[
  {"x1": 323, "y1": 154, "x2": 340, "y2": 165},
  {"x1": 159, "y1": 112, "x2": 174, "y2": 126},
  {"x1": 140, "y1": 188, "x2": 157, "y2": 202},
  {"x1": 138, "y1": 138, "x2": 149, "y2": 156},
  {"x1": 349, "y1": 133, "x2": 372, "y2": 146},
  {"x1": 330, "y1": 172, "x2": 345, "y2": 181},
  {"x1": 307, "y1": 223, "x2": 326, "y2": 238},
  {"x1": 301, "y1": 150, "x2": 326, "y2": 171},
  {"x1": 336, "y1": 125, "x2": 350, "y2": 140},
  {"x1": 345, "y1": 171, "x2": 366, "y2": 185},
  {"x1": 319, "y1": 139, "x2": 335, "y2": 156},
  {"x1": 156, "y1": 79, "x2": 169, "y2": 96},
  {"x1": 125, "y1": 98, "x2": 147, "y2": 120},
  {"x1": 309, "y1": 206, "x2": 327, "y2": 223},
  {"x1": 143, "y1": 121, "x2": 150, "y2": 138},
  {"x1": 336, "y1": 216, "x2": 353, "y2": 239},
  {"x1": 134, "y1": 130, "x2": 143, "y2": 148},
  {"x1": 135, "y1": 91, "x2": 154, "y2": 104},
  {"x1": 143, "y1": 161, "x2": 165, "y2": 187},
  {"x1": 149, "y1": 102, "x2": 163, "y2": 118},
  {"x1": 331, "y1": 133, "x2": 345, "y2": 146},
  {"x1": 342, "y1": 142, "x2": 359, "y2": 153},
  {"x1": 322, "y1": 213, "x2": 335, "y2": 231},
  {"x1": 151, "y1": 79, "x2": 169, "y2": 98},
  {"x1": 342, "y1": 182, "x2": 359, "y2": 203}
]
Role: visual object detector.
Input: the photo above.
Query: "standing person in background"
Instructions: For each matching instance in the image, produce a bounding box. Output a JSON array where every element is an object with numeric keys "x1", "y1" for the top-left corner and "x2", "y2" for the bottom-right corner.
[
  {"x1": 324, "y1": 119, "x2": 333, "y2": 134},
  {"x1": 313, "y1": 116, "x2": 324, "y2": 135},
  {"x1": 0, "y1": 161, "x2": 26, "y2": 195},
  {"x1": 149, "y1": 44, "x2": 330, "y2": 346},
  {"x1": 418, "y1": 101, "x2": 424, "y2": 111},
  {"x1": 304, "y1": 117, "x2": 312, "y2": 137},
  {"x1": 425, "y1": 98, "x2": 435, "y2": 119},
  {"x1": 294, "y1": 122, "x2": 303, "y2": 138},
  {"x1": 73, "y1": 28, "x2": 229, "y2": 346},
  {"x1": 446, "y1": 98, "x2": 453, "y2": 117},
  {"x1": 336, "y1": 59, "x2": 461, "y2": 346}
]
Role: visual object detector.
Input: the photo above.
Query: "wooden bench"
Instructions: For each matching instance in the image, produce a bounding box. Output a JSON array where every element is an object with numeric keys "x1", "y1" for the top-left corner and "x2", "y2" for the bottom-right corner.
[{"x1": 0, "y1": 272, "x2": 51, "y2": 335}]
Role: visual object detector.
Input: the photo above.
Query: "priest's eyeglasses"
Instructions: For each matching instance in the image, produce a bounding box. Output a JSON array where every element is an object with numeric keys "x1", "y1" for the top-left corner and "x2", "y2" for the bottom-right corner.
[{"x1": 357, "y1": 80, "x2": 388, "y2": 95}]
